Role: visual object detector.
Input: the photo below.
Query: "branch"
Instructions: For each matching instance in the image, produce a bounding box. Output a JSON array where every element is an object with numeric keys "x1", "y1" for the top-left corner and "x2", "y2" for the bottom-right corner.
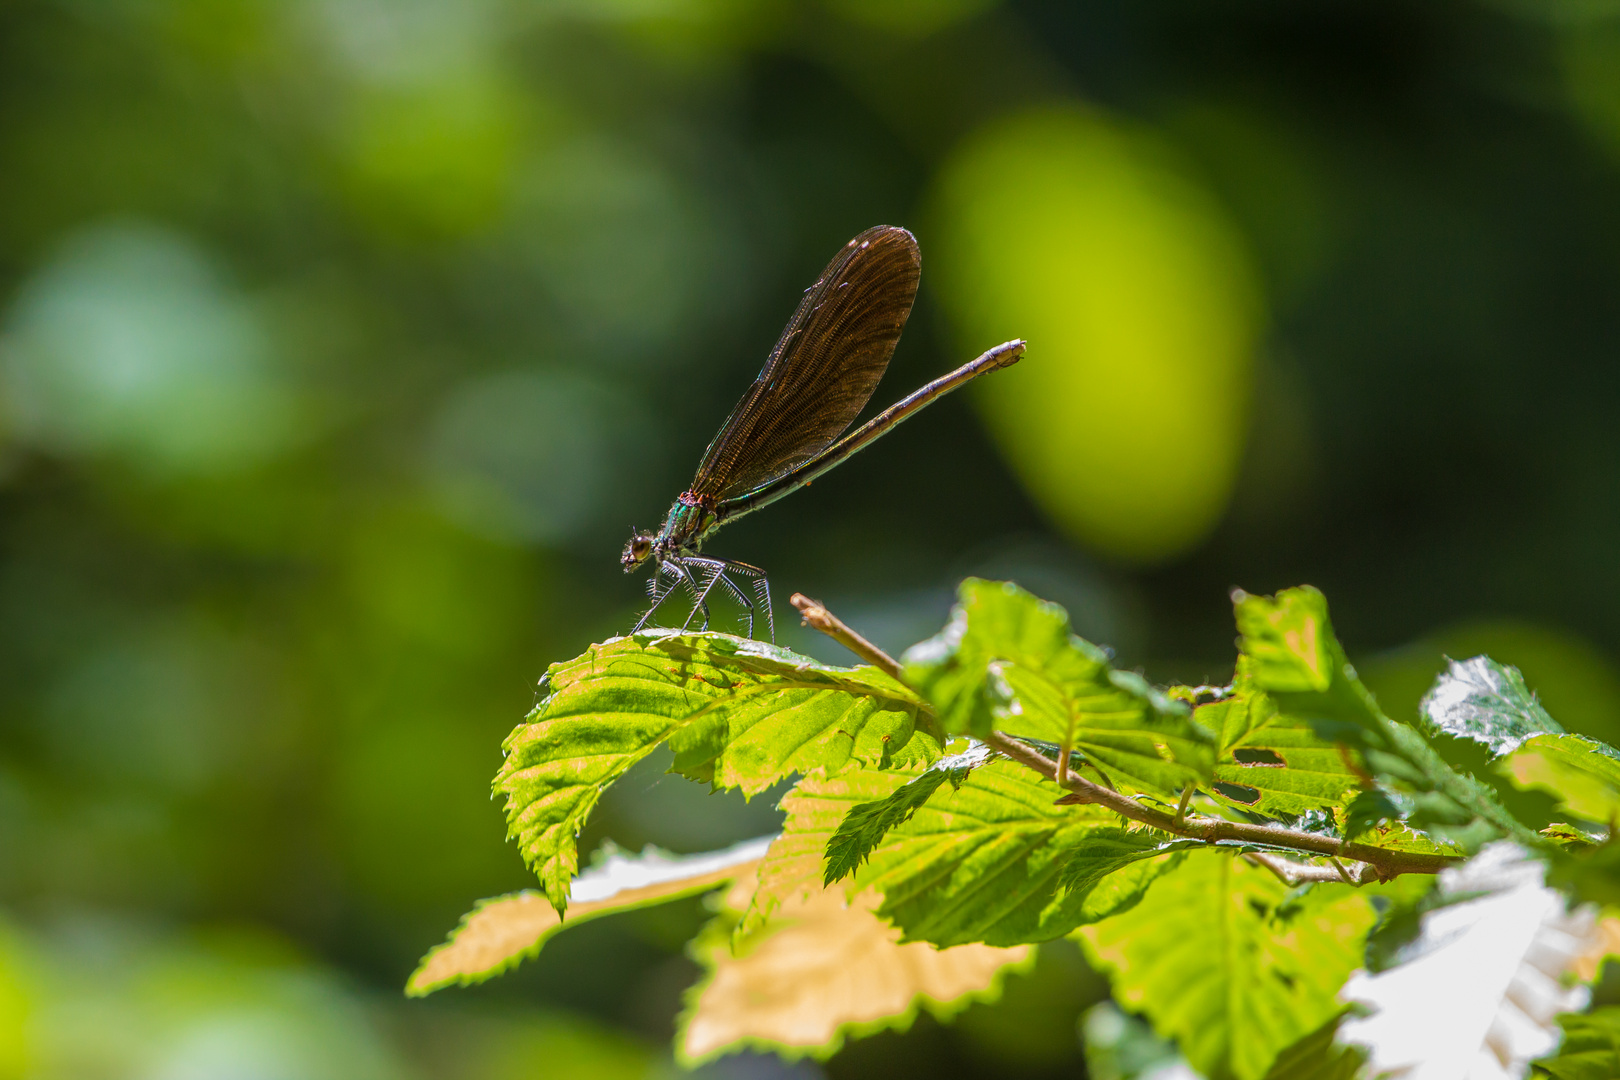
[
  {"x1": 792, "y1": 596, "x2": 1459, "y2": 883},
  {"x1": 987, "y1": 730, "x2": 1452, "y2": 881},
  {"x1": 790, "y1": 594, "x2": 904, "y2": 680}
]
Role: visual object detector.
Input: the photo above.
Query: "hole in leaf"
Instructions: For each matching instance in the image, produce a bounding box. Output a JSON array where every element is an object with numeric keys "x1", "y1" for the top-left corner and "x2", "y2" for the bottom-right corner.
[
  {"x1": 1232, "y1": 748, "x2": 1285, "y2": 766},
  {"x1": 1214, "y1": 782, "x2": 1261, "y2": 804}
]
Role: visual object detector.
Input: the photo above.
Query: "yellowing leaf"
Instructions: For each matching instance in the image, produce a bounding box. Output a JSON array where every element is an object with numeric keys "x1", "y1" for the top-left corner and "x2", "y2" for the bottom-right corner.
[
  {"x1": 408, "y1": 837, "x2": 772, "y2": 995},
  {"x1": 1572, "y1": 915, "x2": 1620, "y2": 983},
  {"x1": 679, "y1": 878, "x2": 1030, "y2": 1064}
]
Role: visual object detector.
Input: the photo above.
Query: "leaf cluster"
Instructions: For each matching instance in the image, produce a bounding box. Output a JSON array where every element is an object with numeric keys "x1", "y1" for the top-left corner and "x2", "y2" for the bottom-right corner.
[{"x1": 411, "y1": 579, "x2": 1620, "y2": 1077}]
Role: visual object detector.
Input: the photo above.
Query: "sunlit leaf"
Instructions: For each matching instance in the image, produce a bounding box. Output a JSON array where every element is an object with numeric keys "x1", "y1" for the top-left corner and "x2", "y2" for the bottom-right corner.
[
  {"x1": 678, "y1": 875, "x2": 1031, "y2": 1064},
  {"x1": 822, "y1": 742, "x2": 993, "y2": 886},
  {"x1": 1507, "y1": 732, "x2": 1620, "y2": 823},
  {"x1": 1077, "y1": 850, "x2": 1376, "y2": 1080},
  {"x1": 833, "y1": 758, "x2": 1195, "y2": 947},
  {"x1": 905, "y1": 579, "x2": 1210, "y2": 796},
  {"x1": 1202, "y1": 665, "x2": 1361, "y2": 816},
  {"x1": 407, "y1": 836, "x2": 772, "y2": 995},
  {"x1": 1259, "y1": 1011, "x2": 1367, "y2": 1080},
  {"x1": 741, "y1": 767, "x2": 916, "y2": 938},
  {"x1": 496, "y1": 631, "x2": 937, "y2": 912},
  {"x1": 1422, "y1": 655, "x2": 1563, "y2": 754},
  {"x1": 1234, "y1": 586, "x2": 1540, "y2": 850}
]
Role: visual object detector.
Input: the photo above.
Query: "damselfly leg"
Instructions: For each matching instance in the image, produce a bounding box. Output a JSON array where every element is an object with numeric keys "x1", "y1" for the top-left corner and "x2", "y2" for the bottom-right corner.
[
  {"x1": 633, "y1": 560, "x2": 701, "y2": 634},
  {"x1": 630, "y1": 555, "x2": 775, "y2": 641}
]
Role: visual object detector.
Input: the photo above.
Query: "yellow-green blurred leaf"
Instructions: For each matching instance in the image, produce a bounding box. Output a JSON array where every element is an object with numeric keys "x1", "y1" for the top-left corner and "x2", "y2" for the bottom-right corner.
[
  {"x1": 408, "y1": 836, "x2": 772, "y2": 995},
  {"x1": 931, "y1": 105, "x2": 1264, "y2": 562}
]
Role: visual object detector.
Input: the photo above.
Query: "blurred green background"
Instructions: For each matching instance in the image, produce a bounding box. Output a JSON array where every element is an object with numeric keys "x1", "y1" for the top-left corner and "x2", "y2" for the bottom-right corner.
[{"x1": 3, "y1": 0, "x2": 1620, "y2": 1075}]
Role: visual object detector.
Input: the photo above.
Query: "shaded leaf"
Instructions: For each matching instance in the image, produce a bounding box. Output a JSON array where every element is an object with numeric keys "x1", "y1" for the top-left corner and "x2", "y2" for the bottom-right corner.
[
  {"x1": 407, "y1": 836, "x2": 773, "y2": 995},
  {"x1": 495, "y1": 631, "x2": 937, "y2": 912},
  {"x1": 1259, "y1": 1010, "x2": 1367, "y2": 1080},
  {"x1": 1361, "y1": 873, "x2": 1468, "y2": 973},
  {"x1": 678, "y1": 873, "x2": 1031, "y2": 1064},
  {"x1": 1547, "y1": 841, "x2": 1620, "y2": 908},
  {"x1": 1077, "y1": 849, "x2": 1376, "y2": 1080},
  {"x1": 1428, "y1": 728, "x2": 1564, "y2": 834},
  {"x1": 1533, "y1": 1007, "x2": 1620, "y2": 1080}
]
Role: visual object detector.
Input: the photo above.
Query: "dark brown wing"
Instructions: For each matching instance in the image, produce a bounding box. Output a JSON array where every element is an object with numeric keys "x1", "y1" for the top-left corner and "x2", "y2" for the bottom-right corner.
[{"x1": 689, "y1": 225, "x2": 920, "y2": 502}]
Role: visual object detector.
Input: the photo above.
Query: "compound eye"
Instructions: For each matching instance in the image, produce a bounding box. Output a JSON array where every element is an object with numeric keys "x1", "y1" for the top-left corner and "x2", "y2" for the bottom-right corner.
[{"x1": 622, "y1": 535, "x2": 653, "y2": 567}]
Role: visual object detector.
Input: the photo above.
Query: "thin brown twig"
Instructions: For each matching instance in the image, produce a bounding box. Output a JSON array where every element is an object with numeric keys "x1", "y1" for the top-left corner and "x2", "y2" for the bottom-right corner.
[
  {"x1": 1244, "y1": 851, "x2": 1371, "y2": 886},
  {"x1": 791, "y1": 595, "x2": 1458, "y2": 883},
  {"x1": 985, "y1": 730, "x2": 1450, "y2": 880},
  {"x1": 790, "y1": 594, "x2": 904, "y2": 679}
]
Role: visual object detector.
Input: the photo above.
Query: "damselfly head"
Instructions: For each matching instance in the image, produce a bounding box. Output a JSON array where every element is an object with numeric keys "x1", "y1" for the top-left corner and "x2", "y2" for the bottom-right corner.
[{"x1": 621, "y1": 532, "x2": 655, "y2": 571}]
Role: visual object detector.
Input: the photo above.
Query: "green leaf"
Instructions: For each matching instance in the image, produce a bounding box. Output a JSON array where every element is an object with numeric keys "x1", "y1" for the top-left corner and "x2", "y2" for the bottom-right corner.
[
  {"x1": 904, "y1": 578, "x2": 1075, "y2": 735},
  {"x1": 1077, "y1": 850, "x2": 1377, "y2": 1080},
  {"x1": 1507, "y1": 732, "x2": 1620, "y2": 824},
  {"x1": 906, "y1": 579, "x2": 1211, "y2": 797},
  {"x1": 1421, "y1": 655, "x2": 1563, "y2": 754},
  {"x1": 1202, "y1": 668, "x2": 1362, "y2": 817},
  {"x1": 1234, "y1": 586, "x2": 1541, "y2": 851},
  {"x1": 496, "y1": 631, "x2": 937, "y2": 913},
  {"x1": 1546, "y1": 841, "x2": 1620, "y2": 907},
  {"x1": 842, "y1": 759, "x2": 1196, "y2": 947},
  {"x1": 407, "y1": 836, "x2": 771, "y2": 995},
  {"x1": 741, "y1": 766, "x2": 917, "y2": 937},
  {"x1": 822, "y1": 742, "x2": 992, "y2": 886},
  {"x1": 1259, "y1": 1010, "x2": 1367, "y2": 1080},
  {"x1": 1361, "y1": 873, "x2": 1466, "y2": 973},
  {"x1": 1533, "y1": 1007, "x2": 1620, "y2": 1079}
]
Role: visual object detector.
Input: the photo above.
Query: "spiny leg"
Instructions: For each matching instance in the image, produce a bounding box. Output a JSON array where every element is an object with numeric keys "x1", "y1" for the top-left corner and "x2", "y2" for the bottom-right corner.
[
  {"x1": 668, "y1": 559, "x2": 713, "y2": 632},
  {"x1": 717, "y1": 558, "x2": 774, "y2": 643},
  {"x1": 751, "y1": 572, "x2": 774, "y2": 644},
  {"x1": 680, "y1": 560, "x2": 726, "y2": 632},
  {"x1": 685, "y1": 556, "x2": 763, "y2": 640},
  {"x1": 632, "y1": 561, "x2": 686, "y2": 633},
  {"x1": 710, "y1": 566, "x2": 757, "y2": 640}
]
